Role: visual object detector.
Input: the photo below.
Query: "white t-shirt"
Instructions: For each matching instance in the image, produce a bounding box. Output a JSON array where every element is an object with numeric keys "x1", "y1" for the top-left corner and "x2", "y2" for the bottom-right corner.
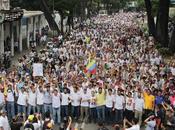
[
  {"x1": 80, "y1": 93, "x2": 90, "y2": 107},
  {"x1": 6, "y1": 90, "x2": 15, "y2": 102},
  {"x1": 52, "y1": 94, "x2": 61, "y2": 108},
  {"x1": 135, "y1": 98, "x2": 144, "y2": 112},
  {"x1": 0, "y1": 116, "x2": 10, "y2": 130},
  {"x1": 61, "y1": 93, "x2": 70, "y2": 106},
  {"x1": 146, "y1": 120, "x2": 156, "y2": 130},
  {"x1": 126, "y1": 97, "x2": 135, "y2": 111},
  {"x1": 36, "y1": 90, "x2": 44, "y2": 105},
  {"x1": 0, "y1": 92, "x2": 5, "y2": 104},
  {"x1": 126, "y1": 124, "x2": 140, "y2": 130},
  {"x1": 17, "y1": 91, "x2": 28, "y2": 106},
  {"x1": 70, "y1": 92, "x2": 80, "y2": 106},
  {"x1": 114, "y1": 95, "x2": 125, "y2": 110},
  {"x1": 28, "y1": 91, "x2": 37, "y2": 106},
  {"x1": 90, "y1": 96, "x2": 96, "y2": 108},
  {"x1": 105, "y1": 94, "x2": 114, "y2": 108},
  {"x1": 33, "y1": 122, "x2": 41, "y2": 130}
]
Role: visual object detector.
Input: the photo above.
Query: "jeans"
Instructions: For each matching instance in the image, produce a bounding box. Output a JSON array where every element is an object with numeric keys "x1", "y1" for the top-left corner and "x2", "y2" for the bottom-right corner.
[
  {"x1": 72, "y1": 106, "x2": 80, "y2": 119},
  {"x1": 17, "y1": 104, "x2": 26, "y2": 115},
  {"x1": 105, "y1": 107, "x2": 113, "y2": 123},
  {"x1": 89, "y1": 107, "x2": 97, "y2": 123},
  {"x1": 96, "y1": 105, "x2": 105, "y2": 122},
  {"x1": 7, "y1": 101, "x2": 15, "y2": 119},
  {"x1": 61, "y1": 105, "x2": 68, "y2": 118},
  {"x1": 37, "y1": 105, "x2": 44, "y2": 114},
  {"x1": 28, "y1": 105, "x2": 36, "y2": 115},
  {"x1": 115, "y1": 109, "x2": 123, "y2": 124},
  {"x1": 124, "y1": 109, "x2": 134, "y2": 122},
  {"x1": 53, "y1": 107, "x2": 61, "y2": 124},
  {"x1": 44, "y1": 104, "x2": 52, "y2": 114}
]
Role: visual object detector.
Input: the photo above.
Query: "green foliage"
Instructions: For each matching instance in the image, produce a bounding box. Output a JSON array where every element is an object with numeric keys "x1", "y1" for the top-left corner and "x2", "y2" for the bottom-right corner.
[
  {"x1": 136, "y1": 0, "x2": 158, "y2": 16},
  {"x1": 158, "y1": 47, "x2": 173, "y2": 57},
  {"x1": 136, "y1": 0, "x2": 145, "y2": 10},
  {"x1": 151, "y1": 0, "x2": 159, "y2": 17}
]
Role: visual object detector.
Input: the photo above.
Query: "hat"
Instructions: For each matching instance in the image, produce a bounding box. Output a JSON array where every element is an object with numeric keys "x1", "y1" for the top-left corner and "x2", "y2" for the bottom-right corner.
[{"x1": 28, "y1": 115, "x2": 34, "y2": 122}]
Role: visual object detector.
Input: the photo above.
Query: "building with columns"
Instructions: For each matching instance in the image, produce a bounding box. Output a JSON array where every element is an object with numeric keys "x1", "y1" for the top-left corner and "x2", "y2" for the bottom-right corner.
[
  {"x1": 0, "y1": 0, "x2": 23, "y2": 56},
  {"x1": 0, "y1": 0, "x2": 48, "y2": 56},
  {"x1": 21, "y1": 10, "x2": 48, "y2": 50}
]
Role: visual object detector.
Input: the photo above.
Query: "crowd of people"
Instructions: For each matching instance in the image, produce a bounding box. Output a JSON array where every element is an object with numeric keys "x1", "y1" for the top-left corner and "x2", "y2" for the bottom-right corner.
[{"x1": 0, "y1": 11, "x2": 175, "y2": 130}]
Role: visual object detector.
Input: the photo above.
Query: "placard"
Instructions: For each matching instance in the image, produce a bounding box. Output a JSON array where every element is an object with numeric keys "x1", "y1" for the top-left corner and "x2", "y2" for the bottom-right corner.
[{"x1": 33, "y1": 63, "x2": 43, "y2": 76}]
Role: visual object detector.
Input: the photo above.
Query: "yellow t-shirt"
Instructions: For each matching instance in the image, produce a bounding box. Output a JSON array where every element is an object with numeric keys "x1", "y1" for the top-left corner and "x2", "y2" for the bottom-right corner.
[
  {"x1": 143, "y1": 92, "x2": 155, "y2": 110},
  {"x1": 96, "y1": 90, "x2": 105, "y2": 106}
]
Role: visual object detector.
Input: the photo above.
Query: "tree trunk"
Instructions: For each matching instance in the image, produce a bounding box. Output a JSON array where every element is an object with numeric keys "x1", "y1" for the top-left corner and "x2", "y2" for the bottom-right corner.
[
  {"x1": 40, "y1": 0, "x2": 60, "y2": 35},
  {"x1": 144, "y1": 0, "x2": 157, "y2": 38},
  {"x1": 59, "y1": 11, "x2": 64, "y2": 35},
  {"x1": 169, "y1": 26, "x2": 175, "y2": 52},
  {"x1": 156, "y1": 0, "x2": 170, "y2": 47}
]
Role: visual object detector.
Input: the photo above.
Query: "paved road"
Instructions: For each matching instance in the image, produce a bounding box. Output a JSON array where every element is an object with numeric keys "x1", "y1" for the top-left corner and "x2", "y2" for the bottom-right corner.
[{"x1": 52, "y1": 122, "x2": 112, "y2": 130}]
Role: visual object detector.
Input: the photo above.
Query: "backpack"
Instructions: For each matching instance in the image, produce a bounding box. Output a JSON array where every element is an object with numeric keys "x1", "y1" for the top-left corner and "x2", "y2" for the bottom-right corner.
[{"x1": 24, "y1": 123, "x2": 34, "y2": 130}]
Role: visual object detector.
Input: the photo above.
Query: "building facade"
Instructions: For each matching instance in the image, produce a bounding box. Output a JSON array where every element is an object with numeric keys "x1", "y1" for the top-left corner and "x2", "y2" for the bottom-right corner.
[
  {"x1": 0, "y1": 0, "x2": 48, "y2": 56},
  {"x1": 0, "y1": 0, "x2": 23, "y2": 56}
]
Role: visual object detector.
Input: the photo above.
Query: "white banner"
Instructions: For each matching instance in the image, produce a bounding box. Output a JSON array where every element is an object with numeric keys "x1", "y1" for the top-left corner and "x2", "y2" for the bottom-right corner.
[{"x1": 33, "y1": 63, "x2": 43, "y2": 77}]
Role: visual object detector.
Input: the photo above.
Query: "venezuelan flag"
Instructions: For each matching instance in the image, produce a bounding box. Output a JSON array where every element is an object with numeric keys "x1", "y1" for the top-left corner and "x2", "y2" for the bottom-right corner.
[{"x1": 85, "y1": 59, "x2": 97, "y2": 74}]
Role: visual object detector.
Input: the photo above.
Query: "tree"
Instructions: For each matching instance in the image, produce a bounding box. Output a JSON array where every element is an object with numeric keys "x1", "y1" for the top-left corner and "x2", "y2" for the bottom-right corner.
[
  {"x1": 169, "y1": 26, "x2": 175, "y2": 52},
  {"x1": 40, "y1": 0, "x2": 60, "y2": 34},
  {"x1": 156, "y1": 0, "x2": 170, "y2": 47},
  {"x1": 11, "y1": 0, "x2": 61, "y2": 34},
  {"x1": 144, "y1": 0, "x2": 157, "y2": 37}
]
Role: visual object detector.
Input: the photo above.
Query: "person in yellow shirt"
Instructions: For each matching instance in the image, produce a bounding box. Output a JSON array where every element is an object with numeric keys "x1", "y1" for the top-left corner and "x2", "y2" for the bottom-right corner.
[
  {"x1": 96, "y1": 87, "x2": 106, "y2": 122},
  {"x1": 143, "y1": 89, "x2": 155, "y2": 120}
]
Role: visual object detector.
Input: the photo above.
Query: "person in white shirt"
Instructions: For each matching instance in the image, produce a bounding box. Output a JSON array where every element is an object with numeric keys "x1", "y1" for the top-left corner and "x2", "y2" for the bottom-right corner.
[
  {"x1": 6, "y1": 84, "x2": 15, "y2": 120},
  {"x1": 61, "y1": 88, "x2": 70, "y2": 119},
  {"x1": 89, "y1": 91, "x2": 97, "y2": 123},
  {"x1": 0, "y1": 110, "x2": 11, "y2": 130},
  {"x1": 17, "y1": 87, "x2": 28, "y2": 116},
  {"x1": 28, "y1": 85, "x2": 37, "y2": 116},
  {"x1": 144, "y1": 115, "x2": 156, "y2": 130},
  {"x1": 52, "y1": 88, "x2": 61, "y2": 124},
  {"x1": 0, "y1": 89, "x2": 5, "y2": 111},
  {"x1": 124, "y1": 118, "x2": 140, "y2": 130},
  {"x1": 105, "y1": 88, "x2": 114, "y2": 124},
  {"x1": 70, "y1": 87, "x2": 80, "y2": 121},
  {"x1": 80, "y1": 88, "x2": 90, "y2": 122},
  {"x1": 36, "y1": 86, "x2": 44, "y2": 115},
  {"x1": 113, "y1": 89, "x2": 125, "y2": 124},
  {"x1": 125, "y1": 92, "x2": 135, "y2": 122},
  {"x1": 43, "y1": 85, "x2": 52, "y2": 115},
  {"x1": 134, "y1": 92, "x2": 144, "y2": 125}
]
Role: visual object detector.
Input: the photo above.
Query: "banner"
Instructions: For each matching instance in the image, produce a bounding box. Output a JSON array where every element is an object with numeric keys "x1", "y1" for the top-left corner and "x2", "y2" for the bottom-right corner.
[{"x1": 33, "y1": 63, "x2": 43, "y2": 77}]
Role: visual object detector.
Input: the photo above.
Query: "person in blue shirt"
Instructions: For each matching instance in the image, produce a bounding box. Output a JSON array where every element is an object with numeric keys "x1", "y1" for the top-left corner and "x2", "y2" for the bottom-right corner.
[{"x1": 155, "y1": 90, "x2": 164, "y2": 105}]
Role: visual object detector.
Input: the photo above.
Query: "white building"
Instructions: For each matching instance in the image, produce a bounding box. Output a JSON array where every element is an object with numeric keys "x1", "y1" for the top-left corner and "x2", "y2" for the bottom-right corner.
[
  {"x1": 0, "y1": 6, "x2": 48, "y2": 56},
  {"x1": 21, "y1": 10, "x2": 48, "y2": 50},
  {"x1": 0, "y1": 0, "x2": 23, "y2": 56}
]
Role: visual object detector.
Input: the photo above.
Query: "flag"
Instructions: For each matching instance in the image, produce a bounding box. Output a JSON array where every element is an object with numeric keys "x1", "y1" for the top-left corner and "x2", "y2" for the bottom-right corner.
[{"x1": 85, "y1": 59, "x2": 97, "y2": 74}]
